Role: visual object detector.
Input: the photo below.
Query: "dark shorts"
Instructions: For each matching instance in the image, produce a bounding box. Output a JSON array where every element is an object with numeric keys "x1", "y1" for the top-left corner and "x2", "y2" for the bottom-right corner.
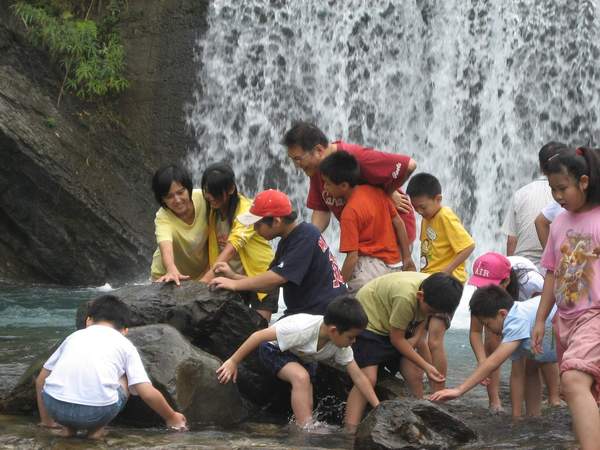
[
  {"x1": 352, "y1": 330, "x2": 403, "y2": 374},
  {"x1": 242, "y1": 290, "x2": 279, "y2": 313},
  {"x1": 42, "y1": 387, "x2": 127, "y2": 431},
  {"x1": 258, "y1": 342, "x2": 317, "y2": 381}
]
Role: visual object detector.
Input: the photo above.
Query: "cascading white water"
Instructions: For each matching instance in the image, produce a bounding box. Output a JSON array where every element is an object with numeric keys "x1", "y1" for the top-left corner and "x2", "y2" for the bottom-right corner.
[{"x1": 186, "y1": 0, "x2": 600, "y2": 328}]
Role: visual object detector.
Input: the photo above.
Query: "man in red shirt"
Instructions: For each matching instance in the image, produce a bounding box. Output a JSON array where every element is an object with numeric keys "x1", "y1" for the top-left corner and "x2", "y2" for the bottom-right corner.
[{"x1": 281, "y1": 121, "x2": 417, "y2": 241}]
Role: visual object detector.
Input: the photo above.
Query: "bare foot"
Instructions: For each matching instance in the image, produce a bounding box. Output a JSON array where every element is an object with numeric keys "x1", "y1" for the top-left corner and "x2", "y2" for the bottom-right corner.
[
  {"x1": 56, "y1": 427, "x2": 76, "y2": 437},
  {"x1": 86, "y1": 427, "x2": 108, "y2": 440},
  {"x1": 37, "y1": 421, "x2": 61, "y2": 429},
  {"x1": 489, "y1": 404, "x2": 505, "y2": 415}
]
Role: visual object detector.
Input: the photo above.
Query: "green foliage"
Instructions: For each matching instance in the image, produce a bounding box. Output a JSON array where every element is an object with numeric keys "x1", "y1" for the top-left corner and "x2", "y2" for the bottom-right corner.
[
  {"x1": 43, "y1": 116, "x2": 57, "y2": 128},
  {"x1": 12, "y1": 1, "x2": 129, "y2": 105}
]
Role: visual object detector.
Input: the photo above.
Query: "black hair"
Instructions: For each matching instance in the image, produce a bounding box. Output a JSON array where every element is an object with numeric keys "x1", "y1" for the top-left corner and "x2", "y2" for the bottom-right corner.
[
  {"x1": 201, "y1": 162, "x2": 240, "y2": 227},
  {"x1": 420, "y1": 272, "x2": 463, "y2": 314},
  {"x1": 545, "y1": 146, "x2": 600, "y2": 205},
  {"x1": 319, "y1": 151, "x2": 361, "y2": 187},
  {"x1": 258, "y1": 211, "x2": 298, "y2": 226},
  {"x1": 406, "y1": 173, "x2": 442, "y2": 199},
  {"x1": 505, "y1": 268, "x2": 520, "y2": 300},
  {"x1": 538, "y1": 141, "x2": 568, "y2": 173},
  {"x1": 281, "y1": 121, "x2": 329, "y2": 152},
  {"x1": 324, "y1": 295, "x2": 368, "y2": 333},
  {"x1": 152, "y1": 164, "x2": 193, "y2": 208},
  {"x1": 87, "y1": 295, "x2": 130, "y2": 330},
  {"x1": 469, "y1": 285, "x2": 514, "y2": 318}
]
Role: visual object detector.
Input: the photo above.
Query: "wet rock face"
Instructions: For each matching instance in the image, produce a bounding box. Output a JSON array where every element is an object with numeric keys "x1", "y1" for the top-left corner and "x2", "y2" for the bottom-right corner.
[
  {"x1": 0, "y1": 0, "x2": 209, "y2": 286},
  {"x1": 354, "y1": 399, "x2": 477, "y2": 450},
  {"x1": 120, "y1": 324, "x2": 247, "y2": 428}
]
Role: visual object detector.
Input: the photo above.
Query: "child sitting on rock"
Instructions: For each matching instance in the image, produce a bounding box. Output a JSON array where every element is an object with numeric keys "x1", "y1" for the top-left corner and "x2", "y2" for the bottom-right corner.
[
  {"x1": 430, "y1": 285, "x2": 557, "y2": 418},
  {"x1": 36, "y1": 295, "x2": 187, "y2": 438},
  {"x1": 216, "y1": 295, "x2": 380, "y2": 429}
]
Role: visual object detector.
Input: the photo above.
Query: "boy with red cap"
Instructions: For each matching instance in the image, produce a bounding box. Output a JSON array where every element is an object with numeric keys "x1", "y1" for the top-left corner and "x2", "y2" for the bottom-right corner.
[{"x1": 209, "y1": 189, "x2": 346, "y2": 316}]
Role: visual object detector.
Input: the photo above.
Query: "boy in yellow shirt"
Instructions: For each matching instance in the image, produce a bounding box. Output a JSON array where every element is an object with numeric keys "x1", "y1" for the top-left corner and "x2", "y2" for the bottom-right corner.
[{"x1": 406, "y1": 173, "x2": 475, "y2": 392}]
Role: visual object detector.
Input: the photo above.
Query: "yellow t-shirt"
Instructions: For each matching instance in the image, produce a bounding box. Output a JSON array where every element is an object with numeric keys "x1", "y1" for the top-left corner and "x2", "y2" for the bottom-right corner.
[
  {"x1": 419, "y1": 206, "x2": 474, "y2": 284},
  {"x1": 150, "y1": 189, "x2": 208, "y2": 280},
  {"x1": 357, "y1": 272, "x2": 429, "y2": 336},
  {"x1": 207, "y1": 195, "x2": 274, "y2": 299}
]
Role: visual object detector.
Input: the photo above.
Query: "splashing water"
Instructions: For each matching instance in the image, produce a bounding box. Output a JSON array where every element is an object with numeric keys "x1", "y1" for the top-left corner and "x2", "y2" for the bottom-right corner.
[{"x1": 186, "y1": 0, "x2": 600, "y2": 328}]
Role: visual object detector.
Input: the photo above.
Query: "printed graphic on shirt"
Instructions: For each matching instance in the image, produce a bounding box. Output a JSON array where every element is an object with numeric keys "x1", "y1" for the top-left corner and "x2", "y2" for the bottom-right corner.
[
  {"x1": 318, "y1": 236, "x2": 345, "y2": 288},
  {"x1": 555, "y1": 229, "x2": 600, "y2": 308},
  {"x1": 391, "y1": 162, "x2": 403, "y2": 180},
  {"x1": 420, "y1": 230, "x2": 433, "y2": 270},
  {"x1": 322, "y1": 191, "x2": 346, "y2": 209}
]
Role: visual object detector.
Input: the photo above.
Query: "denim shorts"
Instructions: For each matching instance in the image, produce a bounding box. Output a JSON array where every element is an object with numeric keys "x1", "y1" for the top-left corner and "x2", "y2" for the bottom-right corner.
[
  {"x1": 42, "y1": 387, "x2": 127, "y2": 430},
  {"x1": 258, "y1": 342, "x2": 317, "y2": 381}
]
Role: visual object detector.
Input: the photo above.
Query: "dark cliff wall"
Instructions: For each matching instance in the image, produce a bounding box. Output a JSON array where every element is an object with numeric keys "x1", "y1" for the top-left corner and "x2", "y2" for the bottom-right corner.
[{"x1": 0, "y1": 1, "x2": 208, "y2": 285}]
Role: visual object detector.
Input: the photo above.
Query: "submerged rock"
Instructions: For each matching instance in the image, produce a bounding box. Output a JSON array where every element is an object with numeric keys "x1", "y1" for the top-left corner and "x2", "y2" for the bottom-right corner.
[
  {"x1": 119, "y1": 324, "x2": 247, "y2": 428},
  {"x1": 354, "y1": 399, "x2": 477, "y2": 450}
]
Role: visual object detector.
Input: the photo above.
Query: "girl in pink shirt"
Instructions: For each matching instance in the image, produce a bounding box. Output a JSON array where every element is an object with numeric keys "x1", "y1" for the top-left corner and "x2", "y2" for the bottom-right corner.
[{"x1": 533, "y1": 146, "x2": 600, "y2": 450}]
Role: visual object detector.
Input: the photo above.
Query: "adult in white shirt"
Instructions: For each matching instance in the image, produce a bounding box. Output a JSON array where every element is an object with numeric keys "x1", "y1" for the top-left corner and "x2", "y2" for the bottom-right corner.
[
  {"x1": 502, "y1": 142, "x2": 567, "y2": 269},
  {"x1": 534, "y1": 200, "x2": 566, "y2": 249}
]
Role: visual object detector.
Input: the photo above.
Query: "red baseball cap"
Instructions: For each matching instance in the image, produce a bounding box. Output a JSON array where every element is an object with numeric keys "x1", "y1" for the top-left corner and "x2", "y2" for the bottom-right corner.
[
  {"x1": 468, "y1": 252, "x2": 511, "y2": 287},
  {"x1": 237, "y1": 189, "x2": 293, "y2": 226}
]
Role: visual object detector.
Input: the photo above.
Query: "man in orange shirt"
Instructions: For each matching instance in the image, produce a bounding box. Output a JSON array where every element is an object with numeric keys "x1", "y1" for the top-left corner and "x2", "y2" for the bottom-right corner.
[{"x1": 319, "y1": 151, "x2": 416, "y2": 292}]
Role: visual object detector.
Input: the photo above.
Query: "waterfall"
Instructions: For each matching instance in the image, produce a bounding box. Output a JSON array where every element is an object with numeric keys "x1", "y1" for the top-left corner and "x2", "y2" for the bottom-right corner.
[{"x1": 185, "y1": 0, "x2": 600, "y2": 327}]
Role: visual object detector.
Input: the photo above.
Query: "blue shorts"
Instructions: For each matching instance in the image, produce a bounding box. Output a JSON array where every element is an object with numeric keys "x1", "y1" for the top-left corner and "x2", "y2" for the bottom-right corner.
[
  {"x1": 42, "y1": 387, "x2": 127, "y2": 430},
  {"x1": 511, "y1": 326, "x2": 557, "y2": 363},
  {"x1": 258, "y1": 342, "x2": 317, "y2": 381}
]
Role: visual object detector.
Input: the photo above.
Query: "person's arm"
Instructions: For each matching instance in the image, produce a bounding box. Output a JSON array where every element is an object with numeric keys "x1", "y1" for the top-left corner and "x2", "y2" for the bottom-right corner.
[
  {"x1": 506, "y1": 236, "x2": 518, "y2": 256},
  {"x1": 389, "y1": 326, "x2": 444, "y2": 382},
  {"x1": 200, "y1": 243, "x2": 239, "y2": 283},
  {"x1": 392, "y1": 216, "x2": 416, "y2": 271},
  {"x1": 532, "y1": 272, "x2": 556, "y2": 353},
  {"x1": 406, "y1": 320, "x2": 426, "y2": 347},
  {"x1": 209, "y1": 270, "x2": 286, "y2": 292},
  {"x1": 341, "y1": 251, "x2": 359, "y2": 282},
  {"x1": 311, "y1": 210, "x2": 331, "y2": 232},
  {"x1": 134, "y1": 382, "x2": 187, "y2": 430},
  {"x1": 469, "y1": 315, "x2": 487, "y2": 363},
  {"x1": 36, "y1": 368, "x2": 58, "y2": 428},
  {"x1": 535, "y1": 213, "x2": 552, "y2": 249},
  {"x1": 429, "y1": 340, "x2": 520, "y2": 402},
  {"x1": 216, "y1": 327, "x2": 278, "y2": 383},
  {"x1": 155, "y1": 241, "x2": 190, "y2": 286},
  {"x1": 346, "y1": 360, "x2": 380, "y2": 408},
  {"x1": 443, "y1": 244, "x2": 475, "y2": 275}
]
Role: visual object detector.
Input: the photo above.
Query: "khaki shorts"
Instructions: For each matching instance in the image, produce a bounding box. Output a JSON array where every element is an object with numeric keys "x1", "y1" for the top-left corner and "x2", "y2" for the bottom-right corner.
[{"x1": 347, "y1": 256, "x2": 403, "y2": 292}]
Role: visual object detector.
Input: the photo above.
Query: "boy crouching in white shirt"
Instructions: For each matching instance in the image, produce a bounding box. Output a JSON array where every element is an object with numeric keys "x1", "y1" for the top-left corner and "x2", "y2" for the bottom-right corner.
[
  {"x1": 36, "y1": 295, "x2": 187, "y2": 438},
  {"x1": 216, "y1": 295, "x2": 380, "y2": 429}
]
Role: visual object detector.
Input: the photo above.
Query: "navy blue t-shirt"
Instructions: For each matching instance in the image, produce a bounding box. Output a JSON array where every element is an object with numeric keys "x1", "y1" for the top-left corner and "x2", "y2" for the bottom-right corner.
[{"x1": 270, "y1": 222, "x2": 346, "y2": 315}]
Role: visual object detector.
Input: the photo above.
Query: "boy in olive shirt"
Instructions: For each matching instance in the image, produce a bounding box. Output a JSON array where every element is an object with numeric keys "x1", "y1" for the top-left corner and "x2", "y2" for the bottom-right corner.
[{"x1": 344, "y1": 272, "x2": 463, "y2": 429}]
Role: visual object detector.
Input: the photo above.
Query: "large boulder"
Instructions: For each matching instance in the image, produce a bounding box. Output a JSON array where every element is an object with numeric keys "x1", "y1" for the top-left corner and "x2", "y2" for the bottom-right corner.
[
  {"x1": 75, "y1": 282, "x2": 289, "y2": 408},
  {"x1": 118, "y1": 324, "x2": 247, "y2": 428},
  {"x1": 354, "y1": 399, "x2": 477, "y2": 450},
  {"x1": 0, "y1": 343, "x2": 60, "y2": 415}
]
